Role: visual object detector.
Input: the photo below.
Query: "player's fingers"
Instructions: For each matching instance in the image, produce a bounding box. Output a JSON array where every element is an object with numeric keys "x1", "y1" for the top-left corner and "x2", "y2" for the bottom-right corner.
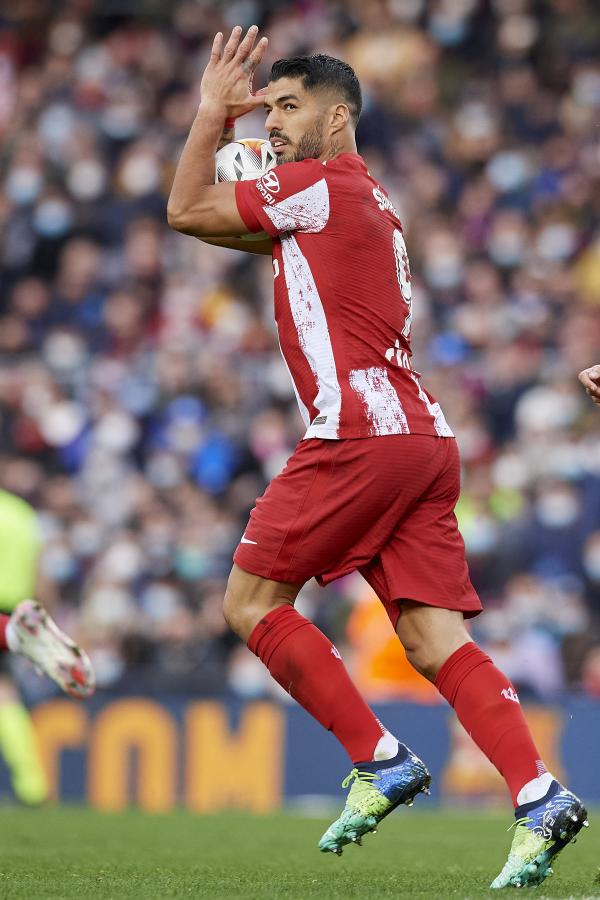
[
  {"x1": 579, "y1": 368, "x2": 600, "y2": 394},
  {"x1": 222, "y1": 25, "x2": 242, "y2": 61},
  {"x1": 583, "y1": 380, "x2": 600, "y2": 400},
  {"x1": 209, "y1": 32, "x2": 223, "y2": 64},
  {"x1": 245, "y1": 36, "x2": 269, "y2": 74},
  {"x1": 246, "y1": 92, "x2": 268, "y2": 111},
  {"x1": 236, "y1": 24, "x2": 259, "y2": 62}
]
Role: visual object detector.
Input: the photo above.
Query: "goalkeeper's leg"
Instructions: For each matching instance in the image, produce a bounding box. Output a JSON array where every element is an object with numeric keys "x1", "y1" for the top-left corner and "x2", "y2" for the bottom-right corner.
[{"x1": 0, "y1": 673, "x2": 48, "y2": 805}]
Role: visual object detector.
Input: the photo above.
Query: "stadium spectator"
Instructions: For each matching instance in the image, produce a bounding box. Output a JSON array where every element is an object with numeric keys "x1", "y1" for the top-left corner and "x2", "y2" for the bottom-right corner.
[{"x1": 1, "y1": 0, "x2": 599, "y2": 701}]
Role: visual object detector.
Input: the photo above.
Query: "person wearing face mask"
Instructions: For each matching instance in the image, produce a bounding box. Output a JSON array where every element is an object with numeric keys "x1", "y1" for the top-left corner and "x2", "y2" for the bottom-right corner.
[{"x1": 579, "y1": 365, "x2": 600, "y2": 404}]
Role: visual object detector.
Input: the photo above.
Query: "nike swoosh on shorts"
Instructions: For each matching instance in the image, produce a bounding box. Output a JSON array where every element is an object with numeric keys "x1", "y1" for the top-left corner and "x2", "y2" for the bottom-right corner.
[{"x1": 240, "y1": 535, "x2": 258, "y2": 544}]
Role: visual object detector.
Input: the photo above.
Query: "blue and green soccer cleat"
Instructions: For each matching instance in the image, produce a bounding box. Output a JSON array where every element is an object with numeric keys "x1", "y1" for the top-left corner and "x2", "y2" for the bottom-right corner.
[
  {"x1": 490, "y1": 780, "x2": 589, "y2": 889},
  {"x1": 318, "y1": 744, "x2": 431, "y2": 855}
]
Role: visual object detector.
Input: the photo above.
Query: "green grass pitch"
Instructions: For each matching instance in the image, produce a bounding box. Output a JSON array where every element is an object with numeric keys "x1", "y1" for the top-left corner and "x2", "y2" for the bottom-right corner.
[{"x1": 0, "y1": 807, "x2": 597, "y2": 899}]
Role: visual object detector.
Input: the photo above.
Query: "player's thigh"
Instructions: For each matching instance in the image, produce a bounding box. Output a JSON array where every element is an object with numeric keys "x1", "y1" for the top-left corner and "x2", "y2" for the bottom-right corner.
[
  {"x1": 360, "y1": 439, "x2": 481, "y2": 652},
  {"x1": 235, "y1": 435, "x2": 454, "y2": 588},
  {"x1": 223, "y1": 563, "x2": 304, "y2": 642},
  {"x1": 233, "y1": 438, "x2": 383, "y2": 585}
]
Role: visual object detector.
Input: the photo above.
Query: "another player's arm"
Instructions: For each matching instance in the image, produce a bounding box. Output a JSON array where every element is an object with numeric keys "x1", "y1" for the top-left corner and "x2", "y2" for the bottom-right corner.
[
  {"x1": 167, "y1": 26, "x2": 271, "y2": 255},
  {"x1": 579, "y1": 364, "x2": 600, "y2": 405}
]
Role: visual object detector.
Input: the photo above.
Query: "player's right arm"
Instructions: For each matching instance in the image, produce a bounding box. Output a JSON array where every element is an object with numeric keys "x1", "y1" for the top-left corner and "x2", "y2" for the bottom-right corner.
[
  {"x1": 198, "y1": 152, "x2": 327, "y2": 253},
  {"x1": 579, "y1": 364, "x2": 600, "y2": 405},
  {"x1": 200, "y1": 235, "x2": 272, "y2": 254},
  {"x1": 179, "y1": 114, "x2": 272, "y2": 255},
  {"x1": 167, "y1": 26, "x2": 269, "y2": 242}
]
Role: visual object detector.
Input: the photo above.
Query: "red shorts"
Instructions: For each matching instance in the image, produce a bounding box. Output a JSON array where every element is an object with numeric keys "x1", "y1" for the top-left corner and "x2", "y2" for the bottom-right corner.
[{"x1": 233, "y1": 434, "x2": 482, "y2": 627}]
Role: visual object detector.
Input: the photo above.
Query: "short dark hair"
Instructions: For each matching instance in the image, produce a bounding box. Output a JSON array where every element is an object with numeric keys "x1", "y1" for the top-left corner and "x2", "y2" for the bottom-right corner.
[{"x1": 269, "y1": 54, "x2": 362, "y2": 125}]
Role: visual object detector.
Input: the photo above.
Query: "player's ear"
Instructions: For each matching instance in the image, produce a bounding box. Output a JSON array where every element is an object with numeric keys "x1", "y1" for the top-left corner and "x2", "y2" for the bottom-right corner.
[{"x1": 329, "y1": 103, "x2": 350, "y2": 134}]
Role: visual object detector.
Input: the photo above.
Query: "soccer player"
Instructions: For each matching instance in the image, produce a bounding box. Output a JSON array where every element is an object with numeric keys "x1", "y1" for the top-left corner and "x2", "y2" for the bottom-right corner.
[
  {"x1": 168, "y1": 26, "x2": 588, "y2": 889},
  {"x1": 579, "y1": 364, "x2": 600, "y2": 405},
  {"x1": 0, "y1": 488, "x2": 95, "y2": 803}
]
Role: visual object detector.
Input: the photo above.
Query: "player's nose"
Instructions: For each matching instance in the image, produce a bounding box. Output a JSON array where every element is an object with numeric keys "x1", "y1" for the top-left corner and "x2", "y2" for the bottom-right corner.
[{"x1": 265, "y1": 109, "x2": 281, "y2": 132}]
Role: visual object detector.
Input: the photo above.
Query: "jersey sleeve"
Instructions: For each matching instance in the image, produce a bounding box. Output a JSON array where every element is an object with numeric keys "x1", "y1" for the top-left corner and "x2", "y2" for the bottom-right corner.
[{"x1": 235, "y1": 159, "x2": 330, "y2": 237}]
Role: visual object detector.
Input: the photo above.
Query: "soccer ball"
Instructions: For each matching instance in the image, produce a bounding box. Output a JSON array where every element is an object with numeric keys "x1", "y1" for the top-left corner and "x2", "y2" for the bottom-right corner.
[
  {"x1": 215, "y1": 138, "x2": 276, "y2": 183},
  {"x1": 215, "y1": 139, "x2": 276, "y2": 242}
]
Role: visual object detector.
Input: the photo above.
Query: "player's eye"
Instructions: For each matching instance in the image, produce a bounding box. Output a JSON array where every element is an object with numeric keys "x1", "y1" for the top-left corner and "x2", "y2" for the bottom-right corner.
[{"x1": 284, "y1": 103, "x2": 296, "y2": 110}]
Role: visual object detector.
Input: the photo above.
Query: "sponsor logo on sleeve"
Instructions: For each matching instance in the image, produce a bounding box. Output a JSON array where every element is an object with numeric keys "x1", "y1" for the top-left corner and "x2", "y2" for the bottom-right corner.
[
  {"x1": 256, "y1": 170, "x2": 281, "y2": 205},
  {"x1": 262, "y1": 171, "x2": 280, "y2": 193}
]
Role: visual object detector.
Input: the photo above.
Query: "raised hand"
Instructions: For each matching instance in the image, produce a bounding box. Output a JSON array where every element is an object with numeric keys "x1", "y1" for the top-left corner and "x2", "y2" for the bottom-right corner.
[
  {"x1": 579, "y1": 364, "x2": 600, "y2": 405},
  {"x1": 200, "y1": 25, "x2": 268, "y2": 119}
]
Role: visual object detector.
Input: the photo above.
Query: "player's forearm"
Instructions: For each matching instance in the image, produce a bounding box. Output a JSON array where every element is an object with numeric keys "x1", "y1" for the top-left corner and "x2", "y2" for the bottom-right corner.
[
  {"x1": 201, "y1": 235, "x2": 272, "y2": 254},
  {"x1": 217, "y1": 120, "x2": 235, "y2": 151},
  {"x1": 167, "y1": 101, "x2": 227, "y2": 230}
]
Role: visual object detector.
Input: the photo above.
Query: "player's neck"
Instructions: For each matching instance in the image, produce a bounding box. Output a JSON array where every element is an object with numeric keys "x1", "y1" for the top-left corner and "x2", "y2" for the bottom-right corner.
[{"x1": 319, "y1": 134, "x2": 357, "y2": 162}]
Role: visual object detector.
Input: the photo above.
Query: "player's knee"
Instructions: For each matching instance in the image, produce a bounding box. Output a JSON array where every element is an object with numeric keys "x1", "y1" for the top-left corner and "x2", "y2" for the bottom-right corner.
[
  {"x1": 222, "y1": 591, "x2": 259, "y2": 640},
  {"x1": 222, "y1": 581, "x2": 250, "y2": 638},
  {"x1": 397, "y1": 602, "x2": 471, "y2": 681},
  {"x1": 223, "y1": 565, "x2": 299, "y2": 642},
  {"x1": 403, "y1": 645, "x2": 440, "y2": 682},
  {"x1": 397, "y1": 617, "x2": 447, "y2": 680},
  {"x1": 222, "y1": 566, "x2": 265, "y2": 638}
]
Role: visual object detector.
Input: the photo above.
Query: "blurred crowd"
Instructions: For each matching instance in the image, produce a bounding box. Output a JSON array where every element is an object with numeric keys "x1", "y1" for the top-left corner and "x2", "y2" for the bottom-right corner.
[{"x1": 1, "y1": 0, "x2": 600, "y2": 703}]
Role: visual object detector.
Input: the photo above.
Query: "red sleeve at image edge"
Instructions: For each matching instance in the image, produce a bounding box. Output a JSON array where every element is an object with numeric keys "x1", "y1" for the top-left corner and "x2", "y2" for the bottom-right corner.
[{"x1": 235, "y1": 181, "x2": 278, "y2": 237}]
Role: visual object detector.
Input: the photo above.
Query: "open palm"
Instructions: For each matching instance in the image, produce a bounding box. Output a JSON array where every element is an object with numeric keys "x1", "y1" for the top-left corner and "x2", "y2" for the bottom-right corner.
[{"x1": 200, "y1": 25, "x2": 268, "y2": 119}]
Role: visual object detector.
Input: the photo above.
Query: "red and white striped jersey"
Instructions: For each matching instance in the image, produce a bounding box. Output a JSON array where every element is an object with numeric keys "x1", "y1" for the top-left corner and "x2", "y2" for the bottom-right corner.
[{"x1": 235, "y1": 153, "x2": 453, "y2": 440}]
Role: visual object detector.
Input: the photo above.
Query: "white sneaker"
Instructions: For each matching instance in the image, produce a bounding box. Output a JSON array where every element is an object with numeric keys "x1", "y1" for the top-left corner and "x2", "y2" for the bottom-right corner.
[{"x1": 7, "y1": 600, "x2": 95, "y2": 699}]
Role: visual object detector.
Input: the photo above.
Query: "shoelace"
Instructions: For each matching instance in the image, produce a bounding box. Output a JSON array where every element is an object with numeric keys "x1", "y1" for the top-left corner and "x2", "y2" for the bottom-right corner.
[
  {"x1": 508, "y1": 816, "x2": 533, "y2": 833},
  {"x1": 509, "y1": 815, "x2": 551, "y2": 844},
  {"x1": 341, "y1": 768, "x2": 381, "y2": 790}
]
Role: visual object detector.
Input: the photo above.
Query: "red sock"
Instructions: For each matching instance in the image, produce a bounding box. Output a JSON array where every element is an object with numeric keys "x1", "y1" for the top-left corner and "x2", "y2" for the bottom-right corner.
[
  {"x1": 248, "y1": 605, "x2": 385, "y2": 763},
  {"x1": 0, "y1": 613, "x2": 10, "y2": 651},
  {"x1": 435, "y1": 642, "x2": 546, "y2": 805}
]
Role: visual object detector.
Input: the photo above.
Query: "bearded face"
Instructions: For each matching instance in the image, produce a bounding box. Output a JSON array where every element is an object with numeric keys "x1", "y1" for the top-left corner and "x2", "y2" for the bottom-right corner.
[
  {"x1": 265, "y1": 78, "x2": 330, "y2": 165},
  {"x1": 272, "y1": 117, "x2": 327, "y2": 165}
]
